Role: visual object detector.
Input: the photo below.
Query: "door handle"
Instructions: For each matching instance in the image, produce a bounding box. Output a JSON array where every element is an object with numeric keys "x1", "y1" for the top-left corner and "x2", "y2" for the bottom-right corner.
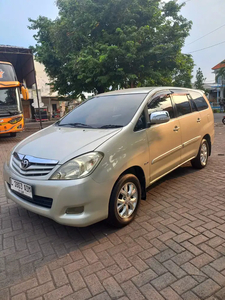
[
  {"x1": 173, "y1": 126, "x2": 180, "y2": 132},
  {"x1": 197, "y1": 118, "x2": 201, "y2": 123}
]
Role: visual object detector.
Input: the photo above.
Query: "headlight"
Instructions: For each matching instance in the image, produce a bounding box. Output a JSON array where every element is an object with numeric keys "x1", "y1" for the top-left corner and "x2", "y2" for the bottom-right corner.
[
  {"x1": 8, "y1": 117, "x2": 22, "y2": 124},
  {"x1": 50, "y1": 152, "x2": 103, "y2": 180}
]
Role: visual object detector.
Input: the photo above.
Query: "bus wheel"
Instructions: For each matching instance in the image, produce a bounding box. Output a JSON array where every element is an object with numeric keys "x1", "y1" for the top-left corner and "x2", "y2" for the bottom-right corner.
[{"x1": 10, "y1": 132, "x2": 16, "y2": 137}]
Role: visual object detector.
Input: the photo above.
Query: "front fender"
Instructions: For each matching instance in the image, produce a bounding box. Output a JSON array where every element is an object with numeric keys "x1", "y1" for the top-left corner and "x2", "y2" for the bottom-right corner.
[{"x1": 91, "y1": 128, "x2": 149, "y2": 189}]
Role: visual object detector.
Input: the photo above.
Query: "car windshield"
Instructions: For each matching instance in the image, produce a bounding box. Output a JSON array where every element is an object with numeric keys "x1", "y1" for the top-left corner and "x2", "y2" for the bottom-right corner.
[
  {"x1": 58, "y1": 93, "x2": 147, "y2": 128},
  {"x1": 0, "y1": 87, "x2": 21, "y2": 116}
]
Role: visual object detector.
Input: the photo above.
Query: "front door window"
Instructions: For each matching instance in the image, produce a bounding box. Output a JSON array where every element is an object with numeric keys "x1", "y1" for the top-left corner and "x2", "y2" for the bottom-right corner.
[{"x1": 148, "y1": 92, "x2": 174, "y2": 119}]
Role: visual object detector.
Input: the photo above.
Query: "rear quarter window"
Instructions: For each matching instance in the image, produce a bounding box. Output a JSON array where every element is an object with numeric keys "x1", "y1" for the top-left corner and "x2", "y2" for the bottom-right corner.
[{"x1": 190, "y1": 91, "x2": 208, "y2": 111}]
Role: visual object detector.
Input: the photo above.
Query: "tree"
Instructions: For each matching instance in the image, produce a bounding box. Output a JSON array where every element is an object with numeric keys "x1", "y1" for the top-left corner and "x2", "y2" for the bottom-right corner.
[
  {"x1": 29, "y1": 0, "x2": 193, "y2": 97},
  {"x1": 215, "y1": 66, "x2": 225, "y2": 99},
  {"x1": 194, "y1": 68, "x2": 206, "y2": 90},
  {"x1": 172, "y1": 54, "x2": 194, "y2": 88}
]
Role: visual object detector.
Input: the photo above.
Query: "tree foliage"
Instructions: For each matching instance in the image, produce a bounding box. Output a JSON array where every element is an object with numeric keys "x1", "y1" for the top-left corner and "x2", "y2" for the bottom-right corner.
[
  {"x1": 194, "y1": 68, "x2": 206, "y2": 90},
  {"x1": 29, "y1": 0, "x2": 194, "y2": 97}
]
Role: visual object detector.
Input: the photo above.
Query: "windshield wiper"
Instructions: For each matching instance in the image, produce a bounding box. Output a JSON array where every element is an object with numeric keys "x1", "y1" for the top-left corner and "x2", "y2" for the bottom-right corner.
[
  {"x1": 5, "y1": 110, "x2": 14, "y2": 115},
  {"x1": 100, "y1": 125, "x2": 123, "y2": 129},
  {"x1": 0, "y1": 109, "x2": 19, "y2": 116},
  {"x1": 58, "y1": 122, "x2": 94, "y2": 128}
]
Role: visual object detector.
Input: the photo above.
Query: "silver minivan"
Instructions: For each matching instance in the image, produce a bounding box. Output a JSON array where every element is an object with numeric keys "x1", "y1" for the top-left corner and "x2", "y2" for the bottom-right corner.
[{"x1": 3, "y1": 87, "x2": 214, "y2": 227}]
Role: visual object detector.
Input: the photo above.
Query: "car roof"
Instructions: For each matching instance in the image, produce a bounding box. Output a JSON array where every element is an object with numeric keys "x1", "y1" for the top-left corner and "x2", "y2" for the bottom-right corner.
[
  {"x1": 97, "y1": 87, "x2": 156, "y2": 96},
  {"x1": 96, "y1": 87, "x2": 204, "y2": 97}
]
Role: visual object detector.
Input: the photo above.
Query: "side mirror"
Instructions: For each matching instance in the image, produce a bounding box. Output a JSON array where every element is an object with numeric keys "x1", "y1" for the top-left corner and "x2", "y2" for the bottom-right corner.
[
  {"x1": 21, "y1": 85, "x2": 29, "y2": 100},
  {"x1": 149, "y1": 111, "x2": 170, "y2": 125}
]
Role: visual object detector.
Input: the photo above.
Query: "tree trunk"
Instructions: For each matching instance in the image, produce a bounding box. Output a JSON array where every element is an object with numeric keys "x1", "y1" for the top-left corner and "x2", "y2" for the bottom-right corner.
[{"x1": 130, "y1": 80, "x2": 134, "y2": 88}]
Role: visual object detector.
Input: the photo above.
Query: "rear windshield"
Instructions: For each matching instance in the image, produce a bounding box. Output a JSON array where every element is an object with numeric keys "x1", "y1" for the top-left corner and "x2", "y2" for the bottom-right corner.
[{"x1": 58, "y1": 93, "x2": 147, "y2": 129}]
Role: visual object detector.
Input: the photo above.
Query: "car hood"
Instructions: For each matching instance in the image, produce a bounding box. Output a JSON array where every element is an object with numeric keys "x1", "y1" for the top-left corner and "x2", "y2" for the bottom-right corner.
[{"x1": 15, "y1": 125, "x2": 121, "y2": 164}]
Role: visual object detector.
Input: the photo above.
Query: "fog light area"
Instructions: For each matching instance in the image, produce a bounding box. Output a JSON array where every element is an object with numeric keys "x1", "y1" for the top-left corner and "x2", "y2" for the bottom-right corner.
[{"x1": 66, "y1": 207, "x2": 84, "y2": 214}]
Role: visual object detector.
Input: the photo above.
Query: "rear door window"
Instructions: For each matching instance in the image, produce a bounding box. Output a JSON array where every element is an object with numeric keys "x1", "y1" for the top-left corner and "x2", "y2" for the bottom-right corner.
[
  {"x1": 190, "y1": 91, "x2": 208, "y2": 111},
  {"x1": 188, "y1": 94, "x2": 198, "y2": 112},
  {"x1": 172, "y1": 94, "x2": 191, "y2": 117}
]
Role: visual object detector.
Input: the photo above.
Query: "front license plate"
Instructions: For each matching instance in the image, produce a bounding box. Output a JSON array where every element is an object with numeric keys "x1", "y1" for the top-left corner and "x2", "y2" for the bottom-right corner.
[{"x1": 11, "y1": 178, "x2": 33, "y2": 199}]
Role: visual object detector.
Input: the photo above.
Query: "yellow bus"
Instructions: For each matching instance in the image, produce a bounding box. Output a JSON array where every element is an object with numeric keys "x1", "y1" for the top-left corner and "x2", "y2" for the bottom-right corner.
[{"x1": 0, "y1": 61, "x2": 29, "y2": 137}]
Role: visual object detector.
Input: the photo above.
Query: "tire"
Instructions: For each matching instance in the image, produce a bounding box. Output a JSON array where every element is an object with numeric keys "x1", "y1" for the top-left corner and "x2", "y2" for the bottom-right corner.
[
  {"x1": 191, "y1": 139, "x2": 209, "y2": 169},
  {"x1": 107, "y1": 174, "x2": 141, "y2": 227},
  {"x1": 222, "y1": 117, "x2": 225, "y2": 125},
  {"x1": 10, "y1": 132, "x2": 16, "y2": 137}
]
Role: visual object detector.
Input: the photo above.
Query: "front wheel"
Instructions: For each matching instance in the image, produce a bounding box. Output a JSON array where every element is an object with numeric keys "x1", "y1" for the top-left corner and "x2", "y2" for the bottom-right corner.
[
  {"x1": 107, "y1": 174, "x2": 141, "y2": 227},
  {"x1": 191, "y1": 139, "x2": 209, "y2": 169}
]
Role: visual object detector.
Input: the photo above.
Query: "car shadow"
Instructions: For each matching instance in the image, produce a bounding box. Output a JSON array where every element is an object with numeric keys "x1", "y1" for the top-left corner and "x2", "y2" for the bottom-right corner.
[
  {"x1": 147, "y1": 163, "x2": 198, "y2": 192},
  {"x1": 0, "y1": 134, "x2": 11, "y2": 139}
]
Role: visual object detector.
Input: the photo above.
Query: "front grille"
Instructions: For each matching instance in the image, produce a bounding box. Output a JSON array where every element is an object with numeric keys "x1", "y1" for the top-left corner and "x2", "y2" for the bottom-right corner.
[
  {"x1": 12, "y1": 152, "x2": 58, "y2": 177},
  {"x1": 8, "y1": 183, "x2": 53, "y2": 208}
]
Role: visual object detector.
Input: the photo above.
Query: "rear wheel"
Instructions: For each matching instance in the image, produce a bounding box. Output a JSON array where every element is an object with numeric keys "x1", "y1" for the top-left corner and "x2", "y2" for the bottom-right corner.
[
  {"x1": 191, "y1": 139, "x2": 209, "y2": 169},
  {"x1": 10, "y1": 132, "x2": 16, "y2": 137},
  {"x1": 107, "y1": 174, "x2": 141, "y2": 227}
]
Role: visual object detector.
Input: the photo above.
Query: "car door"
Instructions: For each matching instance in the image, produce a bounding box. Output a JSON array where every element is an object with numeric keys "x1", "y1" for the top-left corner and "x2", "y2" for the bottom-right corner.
[
  {"x1": 171, "y1": 91, "x2": 202, "y2": 163},
  {"x1": 146, "y1": 90, "x2": 182, "y2": 183},
  {"x1": 189, "y1": 90, "x2": 213, "y2": 140}
]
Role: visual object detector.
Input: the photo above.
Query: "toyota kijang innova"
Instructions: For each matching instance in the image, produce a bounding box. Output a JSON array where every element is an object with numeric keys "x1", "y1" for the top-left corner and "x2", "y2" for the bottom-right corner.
[{"x1": 3, "y1": 87, "x2": 214, "y2": 227}]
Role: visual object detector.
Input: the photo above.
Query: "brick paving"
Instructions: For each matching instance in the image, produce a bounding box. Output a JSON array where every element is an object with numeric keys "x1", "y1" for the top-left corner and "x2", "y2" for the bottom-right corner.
[{"x1": 0, "y1": 124, "x2": 225, "y2": 300}]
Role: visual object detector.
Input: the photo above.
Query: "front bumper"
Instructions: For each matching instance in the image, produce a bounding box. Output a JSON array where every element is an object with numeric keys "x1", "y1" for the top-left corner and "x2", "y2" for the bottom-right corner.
[
  {"x1": 0, "y1": 121, "x2": 24, "y2": 134},
  {"x1": 3, "y1": 163, "x2": 110, "y2": 227}
]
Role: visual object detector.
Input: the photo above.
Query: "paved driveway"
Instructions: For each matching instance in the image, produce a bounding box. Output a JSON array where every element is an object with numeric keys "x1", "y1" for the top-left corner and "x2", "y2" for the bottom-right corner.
[{"x1": 0, "y1": 125, "x2": 225, "y2": 300}]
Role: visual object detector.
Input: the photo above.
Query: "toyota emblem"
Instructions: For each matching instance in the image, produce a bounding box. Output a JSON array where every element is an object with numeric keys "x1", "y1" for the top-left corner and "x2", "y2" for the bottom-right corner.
[{"x1": 21, "y1": 158, "x2": 30, "y2": 169}]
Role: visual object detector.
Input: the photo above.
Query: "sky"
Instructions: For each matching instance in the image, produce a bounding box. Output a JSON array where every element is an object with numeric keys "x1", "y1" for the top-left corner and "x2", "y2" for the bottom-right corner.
[
  {"x1": 0, "y1": 0, "x2": 225, "y2": 84},
  {"x1": 180, "y1": 0, "x2": 225, "y2": 83},
  {"x1": 0, "y1": 0, "x2": 58, "y2": 47}
]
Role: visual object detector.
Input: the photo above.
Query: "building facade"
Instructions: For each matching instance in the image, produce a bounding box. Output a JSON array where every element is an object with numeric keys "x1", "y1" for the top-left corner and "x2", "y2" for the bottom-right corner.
[
  {"x1": 211, "y1": 59, "x2": 225, "y2": 103},
  {"x1": 22, "y1": 61, "x2": 64, "y2": 121},
  {"x1": 22, "y1": 61, "x2": 93, "y2": 121}
]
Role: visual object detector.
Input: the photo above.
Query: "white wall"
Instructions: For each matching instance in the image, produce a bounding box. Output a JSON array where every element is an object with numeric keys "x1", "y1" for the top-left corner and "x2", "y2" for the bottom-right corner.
[{"x1": 34, "y1": 61, "x2": 58, "y2": 97}]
